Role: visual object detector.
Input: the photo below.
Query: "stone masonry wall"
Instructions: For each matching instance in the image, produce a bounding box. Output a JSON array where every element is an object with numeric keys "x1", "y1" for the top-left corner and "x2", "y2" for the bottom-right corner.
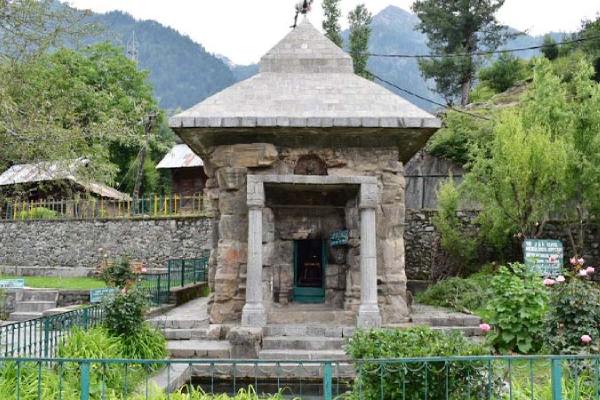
[
  {"x1": 0, "y1": 218, "x2": 216, "y2": 272},
  {"x1": 404, "y1": 209, "x2": 600, "y2": 281}
]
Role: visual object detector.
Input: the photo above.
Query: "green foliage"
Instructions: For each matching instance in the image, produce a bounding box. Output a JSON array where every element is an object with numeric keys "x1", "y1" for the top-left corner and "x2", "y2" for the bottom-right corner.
[
  {"x1": 469, "y1": 83, "x2": 496, "y2": 103},
  {"x1": 433, "y1": 181, "x2": 477, "y2": 268},
  {"x1": 542, "y1": 35, "x2": 559, "y2": 61},
  {"x1": 120, "y1": 324, "x2": 167, "y2": 360},
  {"x1": 415, "y1": 272, "x2": 492, "y2": 314},
  {"x1": 426, "y1": 109, "x2": 493, "y2": 165},
  {"x1": 16, "y1": 206, "x2": 57, "y2": 220},
  {"x1": 130, "y1": 386, "x2": 286, "y2": 400},
  {"x1": 485, "y1": 264, "x2": 548, "y2": 354},
  {"x1": 0, "y1": 361, "x2": 78, "y2": 400},
  {"x1": 101, "y1": 257, "x2": 136, "y2": 289},
  {"x1": 348, "y1": 4, "x2": 373, "y2": 80},
  {"x1": 322, "y1": 0, "x2": 343, "y2": 48},
  {"x1": 346, "y1": 327, "x2": 488, "y2": 399},
  {"x1": 103, "y1": 286, "x2": 148, "y2": 337},
  {"x1": 545, "y1": 274, "x2": 600, "y2": 354},
  {"x1": 58, "y1": 327, "x2": 124, "y2": 359},
  {"x1": 478, "y1": 53, "x2": 528, "y2": 93},
  {"x1": 412, "y1": 0, "x2": 510, "y2": 105}
]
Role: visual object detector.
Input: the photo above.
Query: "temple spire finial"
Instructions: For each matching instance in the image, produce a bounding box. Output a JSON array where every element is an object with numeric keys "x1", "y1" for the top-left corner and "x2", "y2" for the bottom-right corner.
[{"x1": 291, "y1": 0, "x2": 314, "y2": 29}]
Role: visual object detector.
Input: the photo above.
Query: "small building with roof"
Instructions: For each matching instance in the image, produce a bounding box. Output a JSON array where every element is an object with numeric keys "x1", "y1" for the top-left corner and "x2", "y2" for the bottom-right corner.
[
  {"x1": 170, "y1": 18, "x2": 441, "y2": 328},
  {"x1": 156, "y1": 143, "x2": 207, "y2": 195},
  {"x1": 0, "y1": 159, "x2": 130, "y2": 202}
]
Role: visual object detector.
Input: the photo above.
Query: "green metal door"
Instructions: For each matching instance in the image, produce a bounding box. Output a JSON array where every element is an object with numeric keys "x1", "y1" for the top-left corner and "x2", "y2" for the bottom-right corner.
[{"x1": 293, "y1": 239, "x2": 327, "y2": 303}]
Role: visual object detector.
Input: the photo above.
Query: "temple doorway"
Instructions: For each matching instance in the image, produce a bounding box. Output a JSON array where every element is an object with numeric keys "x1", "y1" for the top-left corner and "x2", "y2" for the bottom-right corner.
[{"x1": 293, "y1": 239, "x2": 327, "y2": 303}]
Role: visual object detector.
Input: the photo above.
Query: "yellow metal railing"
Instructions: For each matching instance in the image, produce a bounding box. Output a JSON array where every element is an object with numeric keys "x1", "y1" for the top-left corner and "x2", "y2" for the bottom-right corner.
[{"x1": 1, "y1": 193, "x2": 206, "y2": 221}]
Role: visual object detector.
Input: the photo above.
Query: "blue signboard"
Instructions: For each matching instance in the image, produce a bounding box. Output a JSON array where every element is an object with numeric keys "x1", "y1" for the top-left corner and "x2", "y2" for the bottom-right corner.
[
  {"x1": 90, "y1": 288, "x2": 118, "y2": 303},
  {"x1": 0, "y1": 279, "x2": 25, "y2": 289},
  {"x1": 330, "y1": 230, "x2": 349, "y2": 247},
  {"x1": 523, "y1": 239, "x2": 564, "y2": 277}
]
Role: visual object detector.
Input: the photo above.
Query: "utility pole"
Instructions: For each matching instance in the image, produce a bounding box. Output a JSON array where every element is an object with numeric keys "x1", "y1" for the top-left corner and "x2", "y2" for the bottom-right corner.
[{"x1": 126, "y1": 31, "x2": 138, "y2": 63}]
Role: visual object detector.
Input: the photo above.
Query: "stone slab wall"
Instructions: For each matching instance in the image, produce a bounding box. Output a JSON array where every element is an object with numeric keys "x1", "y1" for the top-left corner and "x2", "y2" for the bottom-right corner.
[{"x1": 0, "y1": 218, "x2": 216, "y2": 272}]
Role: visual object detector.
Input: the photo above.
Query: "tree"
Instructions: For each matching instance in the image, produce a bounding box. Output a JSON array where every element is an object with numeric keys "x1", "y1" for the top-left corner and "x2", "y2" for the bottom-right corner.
[
  {"x1": 541, "y1": 35, "x2": 559, "y2": 61},
  {"x1": 322, "y1": 0, "x2": 343, "y2": 48},
  {"x1": 478, "y1": 53, "x2": 528, "y2": 93},
  {"x1": 412, "y1": 0, "x2": 511, "y2": 106},
  {"x1": 348, "y1": 4, "x2": 372, "y2": 80}
]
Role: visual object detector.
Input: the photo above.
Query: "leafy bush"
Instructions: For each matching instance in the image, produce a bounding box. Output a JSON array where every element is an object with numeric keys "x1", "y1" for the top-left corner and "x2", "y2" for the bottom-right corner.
[
  {"x1": 415, "y1": 274, "x2": 489, "y2": 314},
  {"x1": 478, "y1": 53, "x2": 529, "y2": 93},
  {"x1": 432, "y1": 181, "x2": 478, "y2": 271},
  {"x1": 346, "y1": 327, "x2": 489, "y2": 400},
  {"x1": 103, "y1": 286, "x2": 148, "y2": 337},
  {"x1": 130, "y1": 387, "x2": 286, "y2": 400},
  {"x1": 485, "y1": 264, "x2": 548, "y2": 354},
  {"x1": 121, "y1": 324, "x2": 167, "y2": 360},
  {"x1": 101, "y1": 257, "x2": 136, "y2": 289},
  {"x1": 17, "y1": 206, "x2": 57, "y2": 220},
  {"x1": 58, "y1": 327, "x2": 124, "y2": 359},
  {"x1": 545, "y1": 271, "x2": 600, "y2": 354}
]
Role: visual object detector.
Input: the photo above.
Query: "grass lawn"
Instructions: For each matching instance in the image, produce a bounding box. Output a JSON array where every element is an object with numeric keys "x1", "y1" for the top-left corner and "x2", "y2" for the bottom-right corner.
[{"x1": 0, "y1": 275, "x2": 106, "y2": 290}]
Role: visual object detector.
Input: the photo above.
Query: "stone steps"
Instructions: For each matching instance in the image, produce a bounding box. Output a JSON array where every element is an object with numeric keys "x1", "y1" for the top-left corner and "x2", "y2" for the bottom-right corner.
[
  {"x1": 268, "y1": 309, "x2": 354, "y2": 325},
  {"x1": 21, "y1": 289, "x2": 58, "y2": 302},
  {"x1": 162, "y1": 326, "x2": 221, "y2": 341},
  {"x1": 263, "y1": 324, "x2": 354, "y2": 338},
  {"x1": 259, "y1": 349, "x2": 348, "y2": 361},
  {"x1": 15, "y1": 301, "x2": 57, "y2": 313},
  {"x1": 8, "y1": 311, "x2": 43, "y2": 321},
  {"x1": 167, "y1": 340, "x2": 231, "y2": 359},
  {"x1": 263, "y1": 336, "x2": 345, "y2": 351},
  {"x1": 411, "y1": 314, "x2": 481, "y2": 327}
]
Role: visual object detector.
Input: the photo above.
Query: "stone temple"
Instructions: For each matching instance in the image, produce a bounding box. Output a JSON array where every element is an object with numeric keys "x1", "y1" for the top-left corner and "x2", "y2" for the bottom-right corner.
[{"x1": 170, "y1": 19, "x2": 440, "y2": 329}]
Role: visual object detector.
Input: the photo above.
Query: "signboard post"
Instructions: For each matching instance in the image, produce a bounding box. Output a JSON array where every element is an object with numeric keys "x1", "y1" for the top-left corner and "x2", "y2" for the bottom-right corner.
[
  {"x1": 330, "y1": 230, "x2": 349, "y2": 247},
  {"x1": 90, "y1": 288, "x2": 118, "y2": 303},
  {"x1": 0, "y1": 279, "x2": 25, "y2": 289},
  {"x1": 523, "y1": 239, "x2": 564, "y2": 277}
]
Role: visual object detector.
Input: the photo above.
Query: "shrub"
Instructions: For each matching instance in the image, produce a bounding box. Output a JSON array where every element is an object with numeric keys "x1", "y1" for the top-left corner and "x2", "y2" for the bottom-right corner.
[
  {"x1": 478, "y1": 53, "x2": 528, "y2": 93},
  {"x1": 415, "y1": 275, "x2": 489, "y2": 314},
  {"x1": 101, "y1": 257, "x2": 136, "y2": 289},
  {"x1": 545, "y1": 269, "x2": 600, "y2": 354},
  {"x1": 121, "y1": 324, "x2": 167, "y2": 360},
  {"x1": 485, "y1": 264, "x2": 548, "y2": 354},
  {"x1": 17, "y1": 206, "x2": 57, "y2": 220},
  {"x1": 346, "y1": 327, "x2": 489, "y2": 399},
  {"x1": 103, "y1": 285, "x2": 148, "y2": 337}
]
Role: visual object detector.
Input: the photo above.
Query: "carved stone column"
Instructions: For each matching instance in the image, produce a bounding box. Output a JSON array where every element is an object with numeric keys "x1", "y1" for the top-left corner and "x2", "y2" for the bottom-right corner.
[
  {"x1": 241, "y1": 177, "x2": 267, "y2": 327},
  {"x1": 357, "y1": 182, "x2": 382, "y2": 328}
]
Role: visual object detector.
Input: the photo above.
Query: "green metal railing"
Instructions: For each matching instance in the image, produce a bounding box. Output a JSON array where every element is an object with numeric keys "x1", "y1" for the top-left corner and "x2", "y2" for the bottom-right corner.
[
  {"x1": 0, "y1": 355, "x2": 599, "y2": 399},
  {"x1": 0, "y1": 305, "x2": 103, "y2": 359},
  {"x1": 139, "y1": 257, "x2": 209, "y2": 305}
]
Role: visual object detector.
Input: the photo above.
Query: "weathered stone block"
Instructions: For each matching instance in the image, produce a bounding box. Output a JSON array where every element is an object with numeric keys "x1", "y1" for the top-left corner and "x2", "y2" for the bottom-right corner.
[
  {"x1": 216, "y1": 167, "x2": 247, "y2": 190},
  {"x1": 211, "y1": 144, "x2": 278, "y2": 168},
  {"x1": 227, "y1": 327, "x2": 262, "y2": 359},
  {"x1": 219, "y1": 215, "x2": 247, "y2": 241}
]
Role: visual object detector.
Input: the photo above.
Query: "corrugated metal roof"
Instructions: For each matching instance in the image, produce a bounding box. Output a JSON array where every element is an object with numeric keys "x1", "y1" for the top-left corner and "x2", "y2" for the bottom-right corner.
[
  {"x1": 156, "y1": 144, "x2": 204, "y2": 169},
  {"x1": 0, "y1": 159, "x2": 131, "y2": 201}
]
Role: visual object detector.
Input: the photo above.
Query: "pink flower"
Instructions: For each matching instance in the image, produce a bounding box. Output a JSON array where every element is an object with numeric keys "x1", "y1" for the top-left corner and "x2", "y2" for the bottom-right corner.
[
  {"x1": 571, "y1": 257, "x2": 579, "y2": 266},
  {"x1": 141, "y1": 267, "x2": 148, "y2": 273},
  {"x1": 581, "y1": 335, "x2": 592, "y2": 344},
  {"x1": 543, "y1": 278, "x2": 556, "y2": 286},
  {"x1": 586, "y1": 267, "x2": 595, "y2": 274},
  {"x1": 556, "y1": 275, "x2": 566, "y2": 283},
  {"x1": 579, "y1": 269, "x2": 588, "y2": 277},
  {"x1": 579, "y1": 258, "x2": 585, "y2": 265},
  {"x1": 549, "y1": 255, "x2": 559, "y2": 263},
  {"x1": 479, "y1": 323, "x2": 491, "y2": 333}
]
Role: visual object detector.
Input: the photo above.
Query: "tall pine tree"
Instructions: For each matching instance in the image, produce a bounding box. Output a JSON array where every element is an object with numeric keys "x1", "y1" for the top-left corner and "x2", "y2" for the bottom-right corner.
[
  {"x1": 322, "y1": 0, "x2": 343, "y2": 48},
  {"x1": 412, "y1": 0, "x2": 510, "y2": 106},
  {"x1": 348, "y1": 4, "x2": 372, "y2": 80}
]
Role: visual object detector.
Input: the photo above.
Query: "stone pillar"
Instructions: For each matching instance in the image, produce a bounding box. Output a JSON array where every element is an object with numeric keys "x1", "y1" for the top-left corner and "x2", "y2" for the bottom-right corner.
[
  {"x1": 357, "y1": 182, "x2": 382, "y2": 328},
  {"x1": 242, "y1": 177, "x2": 267, "y2": 327}
]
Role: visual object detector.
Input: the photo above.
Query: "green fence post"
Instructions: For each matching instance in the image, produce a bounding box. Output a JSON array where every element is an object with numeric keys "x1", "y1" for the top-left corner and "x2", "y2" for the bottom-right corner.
[
  {"x1": 181, "y1": 259, "x2": 186, "y2": 287},
  {"x1": 156, "y1": 274, "x2": 161, "y2": 304},
  {"x1": 551, "y1": 358, "x2": 563, "y2": 400},
  {"x1": 323, "y1": 362, "x2": 333, "y2": 400},
  {"x1": 82, "y1": 308, "x2": 89, "y2": 330},
  {"x1": 80, "y1": 362, "x2": 90, "y2": 400},
  {"x1": 43, "y1": 319, "x2": 50, "y2": 358},
  {"x1": 167, "y1": 260, "x2": 172, "y2": 293}
]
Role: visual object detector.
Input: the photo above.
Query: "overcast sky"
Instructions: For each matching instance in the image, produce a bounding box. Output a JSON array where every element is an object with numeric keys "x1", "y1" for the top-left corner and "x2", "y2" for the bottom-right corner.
[{"x1": 65, "y1": 0, "x2": 600, "y2": 65}]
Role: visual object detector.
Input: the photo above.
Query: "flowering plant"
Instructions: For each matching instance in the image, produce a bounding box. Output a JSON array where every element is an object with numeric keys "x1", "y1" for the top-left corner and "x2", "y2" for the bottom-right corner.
[{"x1": 545, "y1": 257, "x2": 600, "y2": 354}]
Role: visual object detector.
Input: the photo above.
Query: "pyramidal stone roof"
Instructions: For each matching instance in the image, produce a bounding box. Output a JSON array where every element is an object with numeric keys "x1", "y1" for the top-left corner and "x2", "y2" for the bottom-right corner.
[{"x1": 169, "y1": 18, "x2": 441, "y2": 130}]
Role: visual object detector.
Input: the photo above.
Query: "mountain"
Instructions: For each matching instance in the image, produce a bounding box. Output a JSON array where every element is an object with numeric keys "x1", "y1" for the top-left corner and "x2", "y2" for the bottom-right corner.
[
  {"x1": 87, "y1": 11, "x2": 236, "y2": 111},
  {"x1": 85, "y1": 6, "x2": 567, "y2": 113}
]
